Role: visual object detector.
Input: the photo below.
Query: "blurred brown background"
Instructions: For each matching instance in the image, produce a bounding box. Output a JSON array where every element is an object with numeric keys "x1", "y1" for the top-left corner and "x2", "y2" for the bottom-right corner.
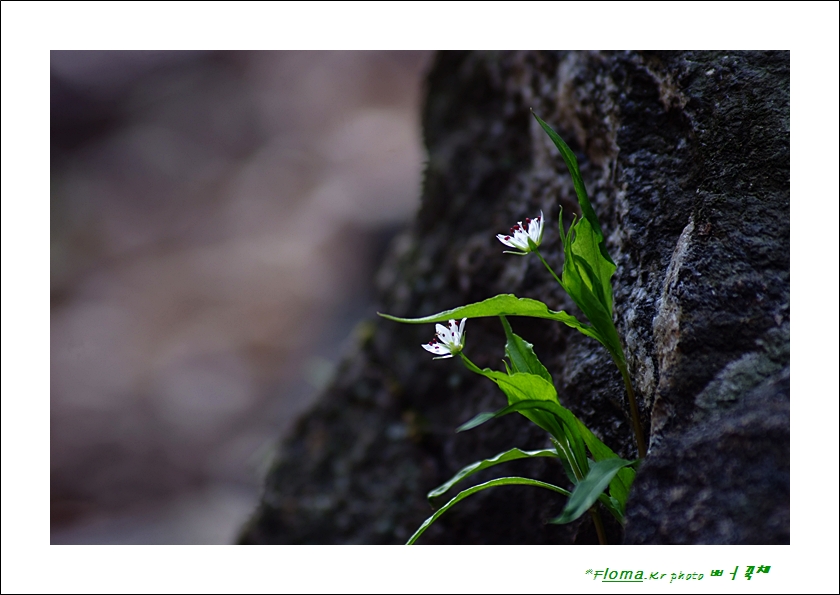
[{"x1": 50, "y1": 50, "x2": 432, "y2": 544}]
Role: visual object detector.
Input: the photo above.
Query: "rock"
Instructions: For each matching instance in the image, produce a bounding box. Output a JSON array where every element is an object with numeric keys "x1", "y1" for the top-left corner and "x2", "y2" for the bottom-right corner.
[{"x1": 239, "y1": 51, "x2": 789, "y2": 545}]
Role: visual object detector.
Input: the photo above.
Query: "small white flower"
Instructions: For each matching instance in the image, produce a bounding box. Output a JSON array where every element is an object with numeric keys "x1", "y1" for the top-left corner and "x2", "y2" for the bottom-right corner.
[
  {"x1": 421, "y1": 318, "x2": 466, "y2": 359},
  {"x1": 496, "y1": 211, "x2": 544, "y2": 254}
]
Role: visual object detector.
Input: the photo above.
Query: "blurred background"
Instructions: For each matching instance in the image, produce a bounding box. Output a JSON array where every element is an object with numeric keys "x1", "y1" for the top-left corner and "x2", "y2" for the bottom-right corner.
[{"x1": 50, "y1": 50, "x2": 432, "y2": 544}]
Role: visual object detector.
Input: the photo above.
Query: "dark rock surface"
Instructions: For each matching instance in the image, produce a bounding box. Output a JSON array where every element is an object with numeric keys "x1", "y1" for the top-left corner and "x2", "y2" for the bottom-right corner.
[{"x1": 239, "y1": 51, "x2": 789, "y2": 545}]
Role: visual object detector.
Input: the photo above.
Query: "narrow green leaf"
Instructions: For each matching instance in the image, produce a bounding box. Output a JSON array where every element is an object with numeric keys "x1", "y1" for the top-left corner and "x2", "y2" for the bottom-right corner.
[
  {"x1": 378, "y1": 294, "x2": 602, "y2": 343},
  {"x1": 576, "y1": 419, "x2": 618, "y2": 462},
  {"x1": 562, "y1": 273, "x2": 624, "y2": 365},
  {"x1": 427, "y1": 448, "x2": 558, "y2": 504},
  {"x1": 532, "y1": 110, "x2": 613, "y2": 266},
  {"x1": 499, "y1": 316, "x2": 552, "y2": 383},
  {"x1": 550, "y1": 436, "x2": 579, "y2": 486},
  {"x1": 456, "y1": 398, "x2": 588, "y2": 477},
  {"x1": 457, "y1": 400, "x2": 542, "y2": 432},
  {"x1": 559, "y1": 217, "x2": 624, "y2": 364},
  {"x1": 597, "y1": 492, "x2": 626, "y2": 524},
  {"x1": 575, "y1": 420, "x2": 636, "y2": 514},
  {"x1": 548, "y1": 457, "x2": 636, "y2": 525},
  {"x1": 452, "y1": 364, "x2": 563, "y2": 442},
  {"x1": 406, "y1": 477, "x2": 571, "y2": 545},
  {"x1": 611, "y1": 467, "x2": 635, "y2": 515},
  {"x1": 569, "y1": 217, "x2": 615, "y2": 314},
  {"x1": 532, "y1": 112, "x2": 628, "y2": 371},
  {"x1": 456, "y1": 411, "x2": 497, "y2": 432},
  {"x1": 378, "y1": 294, "x2": 621, "y2": 366},
  {"x1": 483, "y1": 372, "x2": 565, "y2": 441},
  {"x1": 485, "y1": 371, "x2": 558, "y2": 405}
]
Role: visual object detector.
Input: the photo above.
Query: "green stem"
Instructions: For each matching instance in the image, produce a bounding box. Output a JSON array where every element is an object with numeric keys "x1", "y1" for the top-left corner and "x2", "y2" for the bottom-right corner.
[
  {"x1": 618, "y1": 360, "x2": 646, "y2": 458},
  {"x1": 561, "y1": 436, "x2": 584, "y2": 482},
  {"x1": 458, "y1": 352, "x2": 482, "y2": 375},
  {"x1": 590, "y1": 506, "x2": 608, "y2": 545},
  {"x1": 534, "y1": 249, "x2": 564, "y2": 288}
]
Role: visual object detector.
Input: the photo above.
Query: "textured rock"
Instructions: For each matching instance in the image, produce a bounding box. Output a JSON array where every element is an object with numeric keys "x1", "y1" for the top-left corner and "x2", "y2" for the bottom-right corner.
[{"x1": 239, "y1": 51, "x2": 789, "y2": 545}]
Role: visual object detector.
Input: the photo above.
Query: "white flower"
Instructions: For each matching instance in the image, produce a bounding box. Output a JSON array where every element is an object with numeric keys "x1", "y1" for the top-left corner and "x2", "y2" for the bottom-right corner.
[
  {"x1": 496, "y1": 211, "x2": 544, "y2": 254},
  {"x1": 421, "y1": 318, "x2": 466, "y2": 359}
]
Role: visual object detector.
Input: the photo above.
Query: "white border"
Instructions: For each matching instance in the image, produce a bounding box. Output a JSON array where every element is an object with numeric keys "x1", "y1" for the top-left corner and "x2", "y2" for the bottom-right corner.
[{"x1": 2, "y1": 1, "x2": 838, "y2": 594}]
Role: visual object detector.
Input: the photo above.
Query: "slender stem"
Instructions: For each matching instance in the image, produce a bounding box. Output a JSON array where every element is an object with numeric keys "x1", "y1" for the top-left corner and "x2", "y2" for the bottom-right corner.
[
  {"x1": 590, "y1": 506, "x2": 608, "y2": 545},
  {"x1": 458, "y1": 352, "x2": 482, "y2": 375},
  {"x1": 533, "y1": 249, "x2": 564, "y2": 288},
  {"x1": 618, "y1": 360, "x2": 647, "y2": 458},
  {"x1": 564, "y1": 439, "x2": 584, "y2": 482}
]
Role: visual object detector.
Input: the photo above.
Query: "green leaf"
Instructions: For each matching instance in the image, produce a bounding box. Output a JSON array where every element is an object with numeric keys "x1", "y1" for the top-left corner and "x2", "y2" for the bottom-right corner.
[
  {"x1": 406, "y1": 477, "x2": 571, "y2": 545},
  {"x1": 562, "y1": 218, "x2": 615, "y2": 318},
  {"x1": 532, "y1": 111, "x2": 627, "y2": 369},
  {"x1": 532, "y1": 110, "x2": 613, "y2": 266},
  {"x1": 427, "y1": 448, "x2": 558, "y2": 504},
  {"x1": 456, "y1": 411, "x2": 496, "y2": 432},
  {"x1": 452, "y1": 362, "x2": 569, "y2": 464},
  {"x1": 596, "y1": 492, "x2": 626, "y2": 525},
  {"x1": 548, "y1": 457, "x2": 636, "y2": 525},
  {"x1": 559, "y1": 215, "x2": 624, "y2": 366},
  {"x1": 484, "y1": 372, "x2": 566, "y2": 443},
  {"x1": 487, "y1": 371, "x2": 558, "y2": 405},
  {"x1": 575, "y1": 420, "x2": 636, "y2": 514},
  {"x1": 499, "y1": 316, "x2": 552, "y2": 383},
  {"x1": 611, "y1": 467, "x2": 636, "y2": 516},
  {"x1": 456, "y1": 399, "x2": 588, "y2": 477},
  {"x1": 378, "y1": 294, "x2": 603, "y2": 345},
  {"x1": 569, "y1": 216, "x2": 615, "y2": 314}
]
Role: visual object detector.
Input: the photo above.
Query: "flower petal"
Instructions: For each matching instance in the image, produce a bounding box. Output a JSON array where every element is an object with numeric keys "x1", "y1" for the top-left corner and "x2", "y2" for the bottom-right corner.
[
  {"x1": 512, "y1": 232, "x2": 531, "y2": 251},
  {"x1": 496, "y1": 234, "x2": 517, "y2": 248},
  {"x1": 422, "y1": 342, "x2": 449, "y2": 355}
]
